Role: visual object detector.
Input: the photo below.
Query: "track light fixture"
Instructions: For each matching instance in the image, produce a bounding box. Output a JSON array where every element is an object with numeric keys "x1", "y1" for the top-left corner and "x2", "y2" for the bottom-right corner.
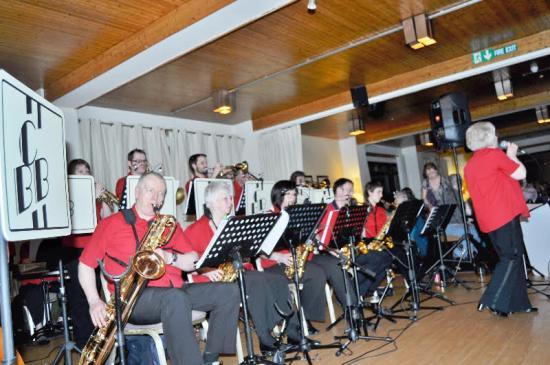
[
  {"x1": 403, "y1": 13, "x2": 436, "y2": 49},
  {"x1": 535, "y1": 105, "x2": 550, "y2": 124},
  {"x1": 348, "y1": 108, "x2": 366, "y2": 136},
  {"x1": 492, "y1": 68, "x2": 513, "y2": 101},
  {"x1": 213, "y1": 89, "x2": 235, "y2": 115},
  {"x1": 419, "y1": 132, "x2": 434, "y2": 147},
  {"x1": 307, "y1": 0, "x2": 317, "y2": 13}
]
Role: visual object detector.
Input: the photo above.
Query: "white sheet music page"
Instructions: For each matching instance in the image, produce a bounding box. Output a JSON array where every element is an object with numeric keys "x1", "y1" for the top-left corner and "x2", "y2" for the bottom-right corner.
[{"x1": 259, "y1": 210, "x2": 289, "y2": 255}]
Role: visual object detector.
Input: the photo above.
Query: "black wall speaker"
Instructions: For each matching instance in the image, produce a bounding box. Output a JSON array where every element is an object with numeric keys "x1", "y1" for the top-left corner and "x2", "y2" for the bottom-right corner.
[
  {"x1": 430, "y1": 92, "x2": 471, "y2": 149},
  {"x1": 350, "y1": 85, "x2": 368, "y2": 108}
]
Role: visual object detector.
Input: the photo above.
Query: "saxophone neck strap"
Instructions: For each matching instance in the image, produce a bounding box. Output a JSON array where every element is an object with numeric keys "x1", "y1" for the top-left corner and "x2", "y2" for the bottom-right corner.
[{"x1": 121, "y1": 209, "x2": 140, "y2": 250}]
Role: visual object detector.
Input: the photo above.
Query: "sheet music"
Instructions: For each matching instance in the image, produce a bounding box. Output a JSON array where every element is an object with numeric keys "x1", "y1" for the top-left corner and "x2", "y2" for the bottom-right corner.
[{"x1": 259, "y1": 210, "x2": 288, "y2": 255}]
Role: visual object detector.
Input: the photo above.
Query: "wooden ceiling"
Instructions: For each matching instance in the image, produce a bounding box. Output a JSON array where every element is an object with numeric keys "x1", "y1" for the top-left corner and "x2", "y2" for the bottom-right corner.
[{"x1": 1, "y1": 0, "x2": 550, "y2": 142}]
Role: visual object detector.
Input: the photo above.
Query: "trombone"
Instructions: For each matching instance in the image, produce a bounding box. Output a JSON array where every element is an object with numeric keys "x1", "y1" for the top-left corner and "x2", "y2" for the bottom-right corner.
[{"x1": 211, "y1": 161, "x2": 260, "y2": 180}]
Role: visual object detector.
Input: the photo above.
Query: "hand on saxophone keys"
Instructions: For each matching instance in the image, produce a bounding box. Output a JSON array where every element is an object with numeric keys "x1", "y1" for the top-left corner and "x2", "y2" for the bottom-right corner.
[
  {"x1": 89, "y1": 299, "x2": 108, "y2": 328},
  {"x1": 202, "y1": 268, "x2": 224, "y2": 282},
  {"x1": 271, "y1": 251, "x2": 293, "y2": 266}
]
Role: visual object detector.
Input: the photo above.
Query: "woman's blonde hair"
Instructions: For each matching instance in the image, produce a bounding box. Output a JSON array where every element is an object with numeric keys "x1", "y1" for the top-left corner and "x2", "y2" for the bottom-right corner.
[{"x1": 465, "y1": 121, "x2": 497, "y2": 151}]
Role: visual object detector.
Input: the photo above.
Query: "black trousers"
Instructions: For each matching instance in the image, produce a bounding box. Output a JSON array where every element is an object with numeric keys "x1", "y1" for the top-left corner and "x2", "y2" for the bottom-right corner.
[
  {"x1": 62, "y1": 247, "x2": 95, "y2": 348},
  {"x1": 243, "y1": 270, "x2": 300, "y2": 346},
  {"x1": 310, "y1": 254, "x2": 357, "y2": 311},
  {"x1": 130, "y1": 283, "x2": 240, "y2": 365},
  {"x1": 480, "y1": 217, "x2": 532, "y2": 313},
  {"x1": 265, "y1": 261, "x2": 328, "y2": 322},
  {"x1": 355, "y1": 250, "x2": 393, "y2": 296}
]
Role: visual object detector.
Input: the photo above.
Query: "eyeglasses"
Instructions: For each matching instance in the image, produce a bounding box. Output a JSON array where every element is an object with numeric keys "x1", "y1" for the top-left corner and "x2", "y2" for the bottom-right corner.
[{"x1": 132, "y1": 159, "x2": 148, "y2": 164}]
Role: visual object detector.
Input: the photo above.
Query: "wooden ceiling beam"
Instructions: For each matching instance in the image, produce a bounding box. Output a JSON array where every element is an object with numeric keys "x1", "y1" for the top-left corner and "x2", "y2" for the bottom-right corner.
[
  {"x1": 46, "y1": 0, "x2": 234, "y2": 101},
  {"x1": 252, "y1": 29, "x2": 550, "y2": 131},
  {"x1": 356, "y1": 89, "x2": 550, "y2": 144}
]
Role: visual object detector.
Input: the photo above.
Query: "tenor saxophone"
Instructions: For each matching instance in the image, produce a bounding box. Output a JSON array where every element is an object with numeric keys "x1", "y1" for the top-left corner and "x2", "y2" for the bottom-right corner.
[
  {"x1": 366, "y1": 210, "x2": 396, "y2": 251},
  {"x1": 79, "y1": 214, "x2": 177, "y2": 365},
  {"x1": 284, "y1": 243, "x2": 314, "y2": 280}
]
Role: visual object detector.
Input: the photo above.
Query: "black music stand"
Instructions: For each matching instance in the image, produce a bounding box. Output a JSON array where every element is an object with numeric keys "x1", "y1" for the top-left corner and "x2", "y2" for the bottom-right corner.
[
  {"x1": 421, "y1": 204, "x2": 469, "y2": 290},
  {"x1": 388, "y1": 200, "x2": 447, "y2": 320},
  {"x1": 52, "y1": 260, "x2": 81, "y2": 365},
  {"x1": 196, "y1": 213, "x2": 284, "y2": 365},
  {"x1": 328, "y1": 205, "x2": 392, "y2": 356},
  {"x1": 282, "y1": 204, "x2": 341, "y2": 364}
]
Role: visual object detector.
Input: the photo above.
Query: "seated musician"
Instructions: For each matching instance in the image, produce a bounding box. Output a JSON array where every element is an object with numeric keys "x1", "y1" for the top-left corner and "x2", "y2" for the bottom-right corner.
[
  {"x1": 314, "y1": 178, "x2": 358, "y2": 309},
  {"x1": 289, "y1": 171, "x2": 307, "y2": 187},
  {"x1": 115, "y1": 149, "x2": 148, "y2": 208},
  {"x1": 260, "y1": 180, "x2": 328, "y2": 334},
  {"x1": 183, "y1": 181, "x2": 307, "y2": 354},
  {"x1": 79, "y1": 172, "x2": 240, "y2": 365},
  {"x1": 357, "y1": 181, "x2": 393, "y2": 299},
  {"x1": 62, "y1": 159, "x2": 114, "y2": 348}
]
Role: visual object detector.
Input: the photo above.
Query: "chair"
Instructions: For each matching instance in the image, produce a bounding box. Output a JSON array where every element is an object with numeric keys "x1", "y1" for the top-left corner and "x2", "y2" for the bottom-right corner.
[{"x1": 99, "y1": 275, "x2": 208, "y2": 365}]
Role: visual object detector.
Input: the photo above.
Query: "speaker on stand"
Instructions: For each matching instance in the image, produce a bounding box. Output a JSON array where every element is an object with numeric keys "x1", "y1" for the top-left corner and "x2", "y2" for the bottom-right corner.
[{"x1": 429, "y1": 92, "x2": 478, "y2": 271}]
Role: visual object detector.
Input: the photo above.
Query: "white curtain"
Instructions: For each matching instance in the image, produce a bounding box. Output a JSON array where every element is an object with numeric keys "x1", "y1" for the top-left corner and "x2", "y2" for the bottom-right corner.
[
  {"x1": 78, "y1": 118, "x2": 244, "y2": 221},
  {"x1": 258, "y1": 124, "x2": 303, "y2": 181}
]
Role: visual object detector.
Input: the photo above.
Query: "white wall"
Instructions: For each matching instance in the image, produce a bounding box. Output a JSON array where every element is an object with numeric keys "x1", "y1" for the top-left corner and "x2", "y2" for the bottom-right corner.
[
  {"x1": 339, "y1": 137, "x2": 364, "y2": 201},
  {"x1": 302, "y1": 135, "x2": 343, "y2": 183},
  {"x1": 61, "y1": 107, "x2": 80, "y2": 160}
]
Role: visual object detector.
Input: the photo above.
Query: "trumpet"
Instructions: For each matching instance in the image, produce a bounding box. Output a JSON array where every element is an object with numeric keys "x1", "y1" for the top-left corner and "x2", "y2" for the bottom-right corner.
[
  {"x1": 97, "y1": 189, "x2": 120, "y2": 207},
  {"x1": 212, "y1": 161, "x2": 260, "y2": 181}
]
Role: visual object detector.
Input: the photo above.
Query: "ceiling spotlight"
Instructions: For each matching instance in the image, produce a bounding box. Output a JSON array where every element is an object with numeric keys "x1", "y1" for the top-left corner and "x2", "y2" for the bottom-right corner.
[
  {"x1": 535, "y1": 105, "x2": 550, "y2": 124},
  {"x1": 307, "y1": 0, "x2": 317, "y2": 13},
  {"x1": 213, "y1": 89, "x2": 235, "y2": 115},
  {"x1": 348, "y1": 108, "x2": 366, "y2": 136},
  {"x1": 419, "y1": 132, "x2": 434, "y2": 147},
  {"x1": 493, "y1": 68, "x2": 513, "y2": 101},
  {"x1": 403, "y1": 13, "x2": 436, "y2": 50}
]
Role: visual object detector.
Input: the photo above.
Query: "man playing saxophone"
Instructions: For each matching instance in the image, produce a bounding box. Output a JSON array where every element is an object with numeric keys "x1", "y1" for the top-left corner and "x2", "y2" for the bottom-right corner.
[{"x1": 79, "y1": 172, "x2": 240, "y2": 365}]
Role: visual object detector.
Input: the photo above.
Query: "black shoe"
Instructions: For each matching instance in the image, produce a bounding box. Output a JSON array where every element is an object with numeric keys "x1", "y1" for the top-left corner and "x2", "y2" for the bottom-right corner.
[
  {"x1": 488, "y1": 308, "x2": 509, "y2": 317},
  {"x1": 477, "y1": 302, "x2": 486, "y2": 312},
  {"x1": 260, "y1": 342, "x2": 278, "y2": 355},
  {"x1": 287, "y1": 336, "x2": 321, "y2": 347},
  {"x1": 306, "y1": 320, "x2": 319, "y2": 335},
  {"x1": 514, "y1": 307, "x2": 538, "y2": 313}
]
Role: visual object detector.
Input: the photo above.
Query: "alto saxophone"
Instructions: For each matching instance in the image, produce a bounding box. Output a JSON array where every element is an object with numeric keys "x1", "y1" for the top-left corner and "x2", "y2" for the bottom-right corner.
[
  {"x1": 284, "y1": 243, "x2": 314, "y2": 280},
  {"x1": 217, "y1": 261, "x2": 238, "y2": 282},
  {"x1": 366, "y1": 210, "x2": 396, "y2": 251},
  {"x1": 79, "y1": 213, "x2": 177, "y2": 365}
]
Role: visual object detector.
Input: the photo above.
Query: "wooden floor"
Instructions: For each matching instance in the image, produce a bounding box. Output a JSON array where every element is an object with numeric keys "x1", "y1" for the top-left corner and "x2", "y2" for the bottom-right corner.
[{"x1": 19, "y1": 272, "x2": 550, "y2": 365}]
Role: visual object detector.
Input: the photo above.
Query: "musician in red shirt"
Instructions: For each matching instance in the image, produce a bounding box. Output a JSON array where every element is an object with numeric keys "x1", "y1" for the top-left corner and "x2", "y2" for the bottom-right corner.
[
  {"x1": 356, "y1": 181, "x2": 393, "y2": 298},
  {"x1": 464, "y1": 121, "x2": 535, "y2": 316},
  {"x1": 314, "y1": 178, "x2": 358, "y2": 309},
  {"x1": 261, "y1": 180, "x2": 328, "y2": 332},
  {"x1": 79, "y1": 172, "x2": 240, "y2": 365},
  {"x1": 183, "y1": 181, "x2": 307, "y2": 353},
  {"x1": 115, "y1": 149, "x2": 148, "y2": 209}
]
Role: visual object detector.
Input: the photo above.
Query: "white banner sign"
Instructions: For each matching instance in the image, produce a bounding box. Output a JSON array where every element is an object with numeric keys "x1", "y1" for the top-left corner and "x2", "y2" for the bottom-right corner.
[
  {"x1": 68, "y1": 175, "x2": 97, "y2": 234},
  {"x1": 0, "y1": 69, "x2": 70, "y2": 241},
  {"x1": 245, "y1": 180, "x2": 275, "y2": 215},
  {"x1": 125, "y1": 175, "x2": 179, "y2": 216}
]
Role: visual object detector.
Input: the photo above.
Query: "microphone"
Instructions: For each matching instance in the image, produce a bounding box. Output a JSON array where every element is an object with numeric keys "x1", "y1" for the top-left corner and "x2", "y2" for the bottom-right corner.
[{"x1": 499, "y1": 140, "x2": 526, "y2": 155}]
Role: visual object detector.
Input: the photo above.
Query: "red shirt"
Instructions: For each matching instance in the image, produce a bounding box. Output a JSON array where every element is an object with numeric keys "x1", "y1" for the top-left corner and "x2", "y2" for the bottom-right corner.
[
  {"x1": 184, "y1": 215, "x2": 253, "y2": 282},
  {"x1": 363, "y1": 205, "x2": 387, "y2": 239},
  {"x1": 80, "y1": 207, "x2": 192, "y2": 292},
  {"x1": 464, "y1": 148, "x2": 529, "y2": 233},
  {"x1": 115, "y1": 175, "x2": 127, "y2": 200}
]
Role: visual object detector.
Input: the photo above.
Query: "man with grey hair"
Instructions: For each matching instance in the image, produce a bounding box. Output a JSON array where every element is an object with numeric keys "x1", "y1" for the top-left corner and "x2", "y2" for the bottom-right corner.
[
  {"x1": 464, "y1": 122, "x2": 535, "y2": 317},
  {"x1": 80, "y1": 172, "x2": 240, "y2": 365}
]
